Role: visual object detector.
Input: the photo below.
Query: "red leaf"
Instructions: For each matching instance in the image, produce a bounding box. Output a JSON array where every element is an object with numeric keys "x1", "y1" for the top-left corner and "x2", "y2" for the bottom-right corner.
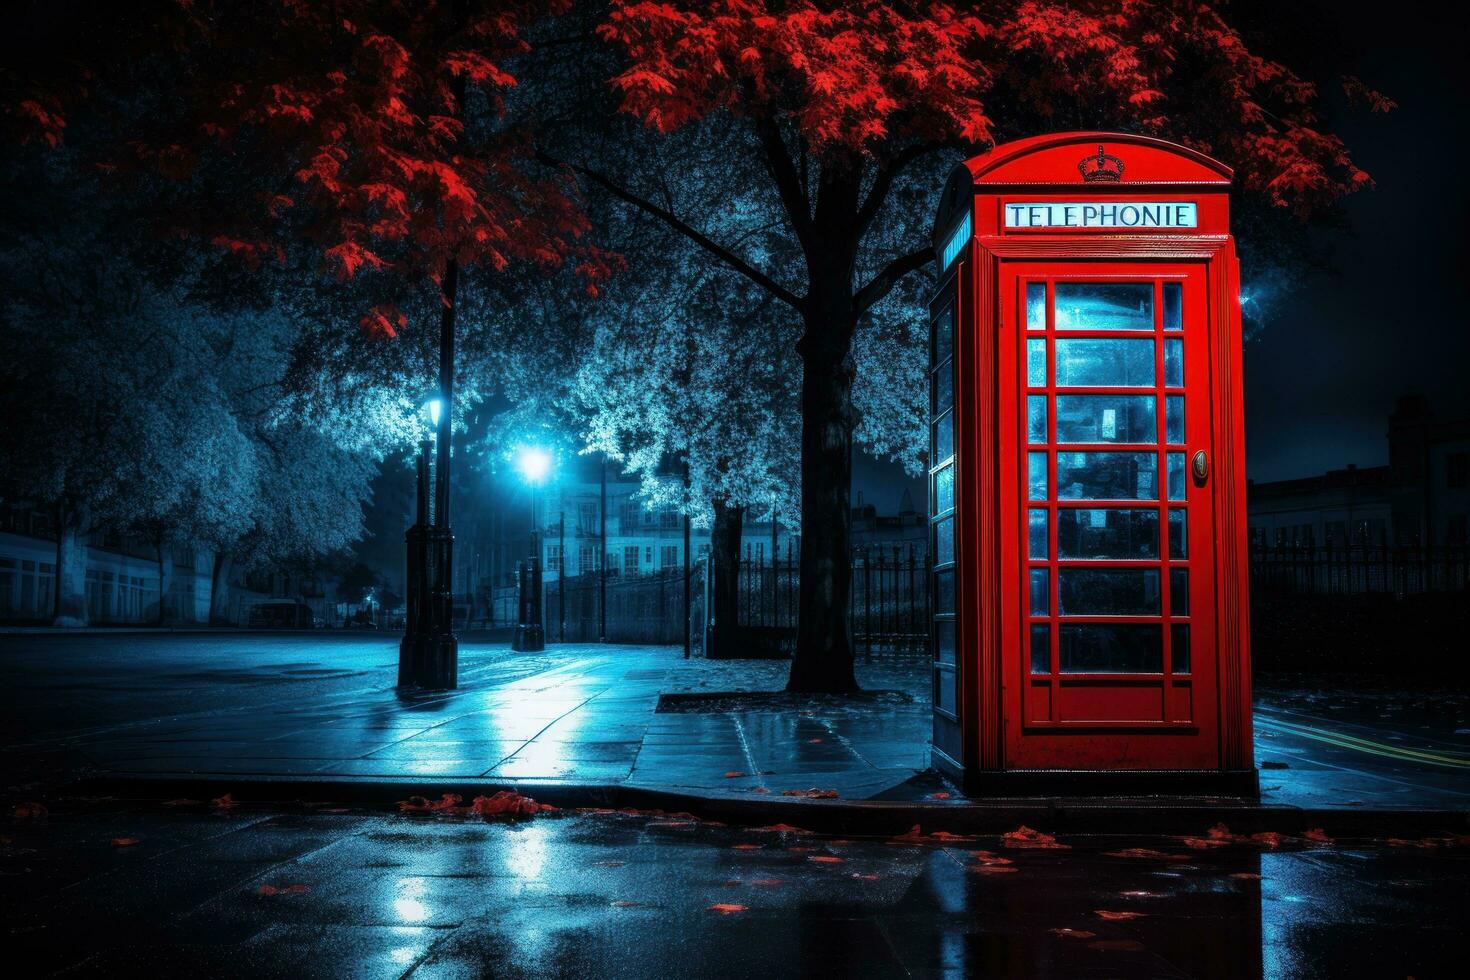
[
  {"x1": 257, "y1": 883, "x2": 309, "y2": 896},
  {"x1": 1302, "y1": 828, "x2": 1334, "y2": 844},
  {"x1": 13, "y1": 802, "x2": 47, "y2": 821},
  {"x1": 708, "y1": 903, "x2": 748, "y2": 914},
  {"x1": 1093, "y1": 909, "x2": 1147, "y2": 921},
  {"x1": 1230, "y1": 872, "x2": 1262, "y2": 880},
  {"x1": 748, "y1": 824, "x2": 807, "y2": 834},
  {"x1": 807, "y1": 855, "x2": 844, "y2": 864},
  {"x1": 1048, "y1": 928, "x2": 1097, "y2": 939},
  {"x1": 211, "y1": 794, "x2": 237, "y2": 809},
  {"x1": 1002, "y1": 826, "x2": 1069, "y2": 850},
  {"x1": 111, "y1": 837, "x2": 140, "y2": 847},
  {"x1": 722, "y1": 771, "x2": 746, "y2": 778},
  {"x1": 780, "y1": 788, "x2": 839, "y2": 799},
  {"x1": 469, "y1": 791, "x2": 556, "y2": 818}
]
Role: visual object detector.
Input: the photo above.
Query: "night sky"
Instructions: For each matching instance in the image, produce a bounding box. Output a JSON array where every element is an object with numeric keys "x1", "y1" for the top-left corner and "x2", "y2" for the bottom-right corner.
[{"x1": 1240, "y1": 0, "x2": 1470, "y2": 481}]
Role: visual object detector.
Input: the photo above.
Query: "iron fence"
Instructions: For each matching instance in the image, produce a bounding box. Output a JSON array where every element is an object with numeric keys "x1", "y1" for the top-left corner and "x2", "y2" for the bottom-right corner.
[
  {"x1": 545, "y1": 568, "x2": 692, "y2": 645},
  {"x1": 1249, "y1": 542, "x2": 1470, "y2": 596},
  {"x1": 734, "y1": 542, "x2": 928, "y2": 655}
]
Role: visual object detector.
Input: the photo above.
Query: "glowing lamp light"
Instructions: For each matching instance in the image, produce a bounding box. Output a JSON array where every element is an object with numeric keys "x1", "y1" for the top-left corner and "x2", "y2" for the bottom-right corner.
[
  {"x1": 425, "y1": 397, "x2": 443, "y2": 428},
  {"x1": 516, "y1": 446, "x2": 552, "y2": 485}
]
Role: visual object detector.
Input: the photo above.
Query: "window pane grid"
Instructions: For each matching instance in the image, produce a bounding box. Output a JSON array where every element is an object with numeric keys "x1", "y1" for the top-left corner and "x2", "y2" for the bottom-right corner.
[{"x1": 1023, "y1": 277, "x2": 1193, "y2": 688}]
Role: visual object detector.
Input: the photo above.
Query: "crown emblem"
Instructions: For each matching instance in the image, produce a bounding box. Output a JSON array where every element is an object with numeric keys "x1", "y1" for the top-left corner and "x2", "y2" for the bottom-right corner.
[{"x1": 1078, "y1": 144, "x2": 1125, "y2": 182}]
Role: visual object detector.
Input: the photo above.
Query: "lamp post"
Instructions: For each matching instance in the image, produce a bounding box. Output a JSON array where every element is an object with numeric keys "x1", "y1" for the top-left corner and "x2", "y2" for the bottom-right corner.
[
  {"x1": 511, "y1": 446, "x2": 552, "y2": 652},
  {"x1": 399, "y1": 394, "x2": 457, "y2": 689}
]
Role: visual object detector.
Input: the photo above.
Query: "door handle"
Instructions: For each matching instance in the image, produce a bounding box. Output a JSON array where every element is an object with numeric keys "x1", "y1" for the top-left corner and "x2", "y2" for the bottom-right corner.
[{"x1": 1191, "y1": 450, "x2": 1208, "y2": 484}]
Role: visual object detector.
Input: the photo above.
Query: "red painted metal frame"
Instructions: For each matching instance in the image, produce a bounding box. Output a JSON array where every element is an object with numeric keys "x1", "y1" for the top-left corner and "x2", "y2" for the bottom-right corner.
[{"x1": 939, "y1": 132, "x2": 1254, "y2": 788}]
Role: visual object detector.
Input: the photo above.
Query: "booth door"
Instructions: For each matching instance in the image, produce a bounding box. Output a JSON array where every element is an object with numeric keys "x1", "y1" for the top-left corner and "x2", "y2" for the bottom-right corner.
[{"x1": 1001, "y1": 263, "x2": 1220, "y2": 770}]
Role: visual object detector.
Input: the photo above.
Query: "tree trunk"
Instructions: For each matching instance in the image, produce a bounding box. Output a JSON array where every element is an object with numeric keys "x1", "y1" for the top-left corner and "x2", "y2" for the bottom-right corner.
[
  {"x1": 788, "y1": 294, "x2": 860, "y2": 692},
  {"x1": 709, "y1": 499, "x2": 745, "y2": 658},
  {"x1": 209, "y1": 551, "x2": 234, "y2": 625},
  {"x1": 154, "y1": 538, "x2": 173, "y2": 626},
  {"x1": 52, "y1": 504, "x2": 88, "y2": 627}
]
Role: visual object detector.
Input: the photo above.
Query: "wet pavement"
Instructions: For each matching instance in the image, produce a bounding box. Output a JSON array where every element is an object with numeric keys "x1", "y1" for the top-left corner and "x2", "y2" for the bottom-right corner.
[
  {"x1": 3, "y1": 799, "x2": 1466, "y2": 978},
  {"x1": 2, "y1": 633, "x2": 1468, "y2": 814}
]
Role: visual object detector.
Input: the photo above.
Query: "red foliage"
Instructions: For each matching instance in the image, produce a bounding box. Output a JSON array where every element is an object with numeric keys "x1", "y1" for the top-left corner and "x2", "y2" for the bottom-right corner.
[
  {"x1": 1093, "y1": 909, "x2": 1147, "y2": 921},
  {"x1": 11, "y1": 0, "x2": 611, "y2": 310},
  {"x1": 111, "y1": 837, "x2": 141, "y2": 847},
  {"x1": 599, "y1": 1, "x2": 1381, "y2": 214},
  {"x1": 1002, "y1": 826, "x2": 1069, "y2": 850},
  {"x1": 780, "y1": 788, "x2": 839, "y2": 799},
  {"x1": 211, "y1": 793, "x2": 238, "y2": 809},
  {"x1": 257, "y1": 883, "x2": 310, "y2": 896},
  {"x1": 708, "y1": 903, "x2": 748, "y2": 914},
  {"x1": 12, "y1": 802, "x2": 47, "y2": 821}
]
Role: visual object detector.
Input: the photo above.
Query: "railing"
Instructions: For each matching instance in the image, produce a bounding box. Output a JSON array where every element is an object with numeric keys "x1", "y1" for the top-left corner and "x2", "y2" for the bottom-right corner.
[
  {"x1": 1249, "y1": 542, "x2": 1470, "y2": 596},
  {"x1": 545, "y1": 567, "x2": 692, "y2": 645},
  {"x1": 735, "y1": 542, "x2": 928, "y2": 656}
]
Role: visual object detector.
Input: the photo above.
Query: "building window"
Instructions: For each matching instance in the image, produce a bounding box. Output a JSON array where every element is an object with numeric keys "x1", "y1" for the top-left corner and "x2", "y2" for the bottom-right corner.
[
  {"x1": 1323, "y1": 521, "x2": 1347, "y2": 547},
  {"x1": 578, "y1": 502, "x2": 598, "y2": 535},
  {"x1": 623, "y1": 546, "x2": 641, "y2": 574},
  {"x1": 545, "y1": 544, "x2": 562, "y2": 573},
  {"x1": 1449, "y1": 452, "x2": 1470, "y2": 489},
  {"x1": 604, "y1": 552, "x2": 620, "y2": 575},
  {"x1": 578, "y1": 546, "x2": 596, "y2": 575},
  {"x1": 661, "y1": 545, "x2": 678, "y2": 568}
]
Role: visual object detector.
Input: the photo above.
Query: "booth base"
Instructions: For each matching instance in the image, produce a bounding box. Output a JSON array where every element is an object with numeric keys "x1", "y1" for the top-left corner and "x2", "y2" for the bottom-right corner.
[{"x1": 934, "y1": 753, "x2": 1260, "y2": 799}]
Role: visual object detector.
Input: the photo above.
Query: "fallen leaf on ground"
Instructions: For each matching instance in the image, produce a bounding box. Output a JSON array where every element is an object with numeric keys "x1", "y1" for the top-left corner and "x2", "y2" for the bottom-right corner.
[
  {"x1": 1230, "y1": 872, "x2": 1262, "y2": 880},
  {"x1": 111, "y1": 837, "x2": 140, "y2": 847},
  {"x1": 751, "y1": 787, "x2": 771, "y2": 795},
  {"x1": 708, "y1": 903, "x2": 747, "y2": 914},
  {"x1": 787, "y1": 846, "x2": 814, "y2": 853},
  {"x1": 850, "y1": 872, "x2": 881, "y2": 881},
  {"x1": 1104, "y1": 848, "x2": 1186, "y2": 861},
  {"x1": 724, "y1": 878, "x2": 743, "y2": 886},
  {"x1": 970, "y1": 850, "x2": 1013, "y2": 865},
  {"x1": 969, "y1": 864, "x2": 1018, "y2": 874},
  {"x1": 1048, "y1": 928, "x2": 1096, "y2": 939},
  {"x1": 1093, "y1": 910, "x2": 1146, "y2": 921},
  {"x1": 470, "y1": 791, "x2": 557, "y2": 818},
  {"x1": 211, "y1": 794, "x2": 238, "y2": 809},
  {"x1": 257, "y1": 884, "x2": 309, "y2": 896},
  {"x1": 749, "y1": 879, "x2": 785, "y2": 887},
  {"x1": 807, "y1": 738, "x2": 823, "y2": 744},
  {"x1": 730, "y1": 843, "x2": 762, "y2": 850},
  {"x1": 398, "y1": 794, "x2": 465, "y2": 814},
  {"x1": 807, "y1": 855, "x2": 844, "y2": 864},
  {"x1": 723, "y1": 771, "x2": 746, "y2": 779},
  {"x1": 13, "y1": 802, "x2": 47, "y2": 821},
  {"x1": 891, "y1": 825, "x2": 975, "y2": 845},
  {"x1": 781, "y1": 788, "x2": 839, "y2": 799},
  {"x1": 749, "y1": 824, "x2": 807, "y2": 834},
  {"x1": 1002, "y1": 826, "x2": 1069, "y2": 850},
  {"x1": 1249, "y1": 831, "x2": 1288, "y2": 849},
  {"x1": 926, "y1": 792, "x2": 951, "y2": 800},
  {"x1": 1302, "y1": 828, "x2": 1334, "y2": 844}
]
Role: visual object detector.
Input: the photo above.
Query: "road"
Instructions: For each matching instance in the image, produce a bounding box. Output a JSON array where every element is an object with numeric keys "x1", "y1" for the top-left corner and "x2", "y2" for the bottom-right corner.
[{"x1": 3, "y1": 800, "x2": 1466, "y2": 978}]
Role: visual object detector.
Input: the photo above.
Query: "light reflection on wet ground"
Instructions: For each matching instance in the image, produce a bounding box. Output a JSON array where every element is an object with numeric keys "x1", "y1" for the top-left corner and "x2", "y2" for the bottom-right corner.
[{"x1": 3, "y1": 802, "x2": 1465, "y2": 978}]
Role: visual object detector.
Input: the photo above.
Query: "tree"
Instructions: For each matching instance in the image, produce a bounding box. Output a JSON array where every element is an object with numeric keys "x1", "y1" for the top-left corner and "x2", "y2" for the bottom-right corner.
[{"x1": 574, "y1": 0, "x2": 1381, "y2": 690}]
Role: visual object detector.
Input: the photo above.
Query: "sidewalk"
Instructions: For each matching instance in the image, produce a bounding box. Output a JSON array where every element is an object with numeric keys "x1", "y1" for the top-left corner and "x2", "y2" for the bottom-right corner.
[{"x1": 7, "y1": 641, "x2": 1469, "y2": 833}]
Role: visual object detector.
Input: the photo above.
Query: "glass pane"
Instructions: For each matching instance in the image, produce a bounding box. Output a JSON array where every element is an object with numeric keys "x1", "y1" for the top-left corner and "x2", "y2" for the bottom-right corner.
[
  {"x1": 1165, "y1": 395, "x2": 1184, "y2": 444},
  {"x1": 1028, "y1": 509, "x2": 1049, "y2": 559},
  {"x1": 935, "y1": 569, "x2": 955, "y2": 615},
  {"x1": 1027, "y1": 339, "x2": 1047, "y2": 387},
  {"x1": 1026, "y1": 283, "x2": 1047, "y2": 329},
  {"x1": 1028, "y1": 452, "x2": 1049, "y2": 500},
  {"x1": 933, "y1": 410, "x2": 954, "y2": 463},
  {"x1": 1029, "y1": 567, "x2": 1049, "y2": 615},
  {"x1": 932, "y1": 359, "x2": 953, "y2": 415},
  {"x1": 1027, "y1": 395, "x2": 1048, "y2": 443},
  {"x1": 933, "y1": 463, "x2": 955, "y2": 514},
  {"x1": 936, "y1": 667, "x2": 957, "y2": 712},
  {"x1": 1170, "y1": 568, "x2": 1189, "y2": 615},
  {"x1": 933, "y1": 303, "x2": 954, "y2": 363},
  {"x1": 1165, "y1": 339, "x2": 1183, "y2": 386},
  {"x1": 1058, "y1": 508, "x2": 1159, "y2": 559},
  {"x1": 1057, "y1": 452, "x2": 1157, "y2": 500},
  {"x1": 1168, "y1": 509, "x2": 1187, "y2": 558},
  {"x1": 1163, "y1": 282, "x2": 1182, "y2": 331},
  {"x1": 934, "y1": 516, "x2": 955, "y2": 566},
  {"x1": 1030, "y1": 623, "x2": 1051, "y2": 674},
  {"x1": 1060, "y1": 624, "x2": 1163, "y2": 673},
  {"x1": 1171, "y1": 624, "x2": 1191, "y2": 673},
  {"x1": 935, "y1": 620, "x2": 956, "y2": 665},
  {"x1": 1056, "y1": 395, "x2": 1155, "y2": 444},
  {"x1": 1167, "y1": 452, "x2": 1186, "y2": 500},
  {"x1": 1055, "y1": 339, "x2": 1155, "y2": 387},
  {"x1": 1058, "y1": 568, "x2": 1160, "y2": 616},
  {"x1": 1055, "y1": 283, "x2": 1153, "y2": 330}
]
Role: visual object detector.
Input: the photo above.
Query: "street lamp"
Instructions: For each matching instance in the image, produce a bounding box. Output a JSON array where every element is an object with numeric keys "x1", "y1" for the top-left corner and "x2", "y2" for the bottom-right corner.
[
  {"x1": 398, "y1": 391, "x2": 457, "y2": 689},
  {"x1": 511, "y1": 445, "x2": 554, "y2": 652}
]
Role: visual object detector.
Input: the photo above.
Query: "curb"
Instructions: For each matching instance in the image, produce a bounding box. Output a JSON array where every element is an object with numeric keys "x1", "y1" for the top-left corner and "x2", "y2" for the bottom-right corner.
[{"x1": 65, "y1": 773, "x2": 1470, "y2": 838}]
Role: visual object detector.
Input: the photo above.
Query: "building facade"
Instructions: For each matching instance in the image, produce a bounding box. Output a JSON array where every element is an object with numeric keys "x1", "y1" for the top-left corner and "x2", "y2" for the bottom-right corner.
[{"x1": 1247, "y1": 396, "x2": 1470, "y2": 548}]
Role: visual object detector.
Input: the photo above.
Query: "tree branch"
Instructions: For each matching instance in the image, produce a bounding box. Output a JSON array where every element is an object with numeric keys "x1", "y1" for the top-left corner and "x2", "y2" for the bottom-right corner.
[
  {"x1": 752, "y1": 115, "x2": 816, "y2": 251},
  {"x1": 854, "y1": 248, "x2": 932, "y2": 314},
  {"x1": 855, "y1": 142, "x2": 946, "y2": 239},
  {"x1": 542, "y1": 153, "x2": 804, "y2": 311}
]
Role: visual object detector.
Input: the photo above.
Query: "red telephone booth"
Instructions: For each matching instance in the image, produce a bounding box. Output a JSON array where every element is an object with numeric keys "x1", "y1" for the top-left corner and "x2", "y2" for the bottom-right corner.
[{"x1": 928, "y1": 132, "x2": 1256, "y2": 795}]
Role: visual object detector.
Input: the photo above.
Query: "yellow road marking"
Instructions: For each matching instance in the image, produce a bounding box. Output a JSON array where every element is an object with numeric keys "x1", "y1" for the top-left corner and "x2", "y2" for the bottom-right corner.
[{"x1": 1257, "y1": 716, "x2": 1470, "y2": 769}]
